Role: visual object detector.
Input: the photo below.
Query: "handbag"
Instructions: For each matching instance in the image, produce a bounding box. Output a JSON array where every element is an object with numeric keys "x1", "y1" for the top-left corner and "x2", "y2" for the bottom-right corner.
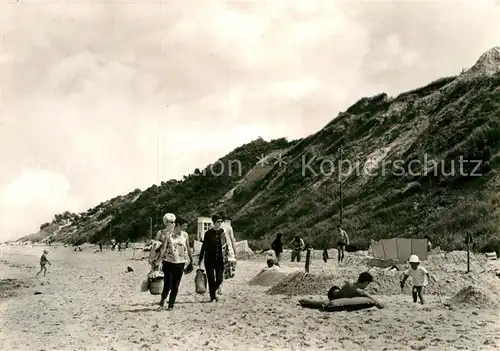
[
  {"x1": 195, "y1": 268, "x2": 207, "y2": 294},
  {"x1": 184, "y1": 263, "x2": 194, "y2": 274}
]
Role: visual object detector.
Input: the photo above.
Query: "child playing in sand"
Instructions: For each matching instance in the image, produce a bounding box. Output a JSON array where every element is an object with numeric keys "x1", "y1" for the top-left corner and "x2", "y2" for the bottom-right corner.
[
  {"x1": 327, "y1": 272, "x2": 384, "y2": 309},
  {"x1": 36, "y1": 249, "x2": 51, "y2": 277},
  {"x1": 400, "y1": 254, "x2": 430, "y2": 304},
  {"x1": 266, "y1": 258, "x2": 280, "y2": 268}
]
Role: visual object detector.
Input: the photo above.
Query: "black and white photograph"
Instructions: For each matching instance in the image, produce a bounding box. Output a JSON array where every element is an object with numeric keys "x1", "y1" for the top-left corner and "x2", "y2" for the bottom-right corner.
[{"x1": 1, "y1": 0, "x2": 499, "y2": 350}]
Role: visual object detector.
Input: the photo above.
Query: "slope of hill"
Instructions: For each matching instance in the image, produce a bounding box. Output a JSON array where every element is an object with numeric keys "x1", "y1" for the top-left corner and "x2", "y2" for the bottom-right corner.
[
  {"x1": 18, "y1": 137, "x2": 299, "y2": 245},
  {"x1": 19, "y1": 47, "x2": 500, "y2": 254}
]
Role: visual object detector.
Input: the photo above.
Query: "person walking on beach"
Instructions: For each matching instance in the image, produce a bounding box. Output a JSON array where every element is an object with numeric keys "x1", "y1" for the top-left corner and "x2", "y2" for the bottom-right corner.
[
  {"x1": 219, "y1": 214, "x2": 237, "y2": 294},
  {"x1": 400, "y1": 255, "x2": 430, "y2": 304},
  {"x1": 198, "y1": 214, "x2": 226, "y2": 302},
  {"x1": 155, "y1": 215, "x2": 193, "y2": 310},
  {"x1": 99, "y1": 242, "x2": 103, "y2": 252},
  {"x1": 271, "y1": 233, "x2": 283, "y2": 262},
  {"x1": 424, "y1": 236, "x2": 432, "y2": 252},
  {"x1": 290, "y1": 236, "x2": 305, "y2": 262},
  {"x1": 151, "y1": 213, "x2": 176, "y2": 269},
  {"x1": 36, "y1": 249, "x2": 51, "y2": 277},
  {"x1": 337, "y1": 225, "x2": 349, "y2": 264}
]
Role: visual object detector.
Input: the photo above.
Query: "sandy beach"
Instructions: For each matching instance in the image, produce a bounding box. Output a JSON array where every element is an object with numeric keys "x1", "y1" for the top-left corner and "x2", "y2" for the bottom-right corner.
[{"x1": 1, "y1": 244, "x2": 499, "y2": 351}]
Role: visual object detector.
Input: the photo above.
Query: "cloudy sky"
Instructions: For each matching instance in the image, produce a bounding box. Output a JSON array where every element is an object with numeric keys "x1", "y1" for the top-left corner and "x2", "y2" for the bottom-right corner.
[{"x1": 1, "y1": 0, "x2": 499, "y2": 241}]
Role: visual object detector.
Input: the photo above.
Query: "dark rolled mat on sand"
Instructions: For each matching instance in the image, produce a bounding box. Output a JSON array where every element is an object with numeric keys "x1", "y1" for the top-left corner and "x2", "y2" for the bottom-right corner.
[{"x1": 298, "y1": 297, "x2": 376, "y2": 312}]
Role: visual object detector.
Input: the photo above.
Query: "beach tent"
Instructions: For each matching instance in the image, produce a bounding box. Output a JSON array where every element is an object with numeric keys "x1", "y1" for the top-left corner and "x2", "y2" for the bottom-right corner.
[{"x1": 370, "y1": 238, "x2": 427, "y2": 262}]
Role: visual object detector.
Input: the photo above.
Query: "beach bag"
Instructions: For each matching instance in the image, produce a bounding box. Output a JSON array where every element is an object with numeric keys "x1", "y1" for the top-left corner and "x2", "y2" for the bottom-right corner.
[
  {"x1": 148, "y1": 270, "x2": 164, "y2": 295},
  {"x1": 195, "y1": 269, "x2": 207, "y2": 294}
]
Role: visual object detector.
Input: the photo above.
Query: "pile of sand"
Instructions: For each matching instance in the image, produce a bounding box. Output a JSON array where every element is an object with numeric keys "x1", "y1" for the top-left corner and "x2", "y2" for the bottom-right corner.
[
  {"x1": 267, "y1": 272, "x2": 334, "y2": 296},
  {"x1": 266, "y1": 267, "x2": 498, "y2": 297},
  {"x1": 449, "y1": 285, "x2": 498, "y2": 309},
  {"x1": 428, "y1": 250, "x2": 487, "y2": 266},
  {"x1": 248, "y1": 267, "x2": 299, "y2": 287}
]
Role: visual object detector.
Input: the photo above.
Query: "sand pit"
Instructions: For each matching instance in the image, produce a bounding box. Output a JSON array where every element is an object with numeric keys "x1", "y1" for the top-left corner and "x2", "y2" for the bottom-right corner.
[
  {"x1": 248, "y1": 267, "x2": 300, "y2": 287},
  {"x1": 449, "y1": 285, "x2": 499, "y2": 309}
]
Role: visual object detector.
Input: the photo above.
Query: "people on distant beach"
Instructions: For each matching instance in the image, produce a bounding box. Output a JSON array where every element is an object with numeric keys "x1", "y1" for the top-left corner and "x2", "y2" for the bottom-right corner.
[
  {"x1": 337, "y1": 225, "x2": 349, "y2": 264},
  {"x1": 154, "y1": 214, "x2": 193, "y2": 310},
  {"x1": 198, "y1": 214, "x2": 226, "y2": 302},
  {"x1": 219, "y1": 213, "x2": 237, "y2": 294},
  {"x1": 322, "y1": 247, "x2": 329, "y2": 263},
  {"x1": 290, "y1": 236, "x2": 305, "y2": 262},
  {"x1": 99, "y1": 242, "x2": 103, "y2": 252},
  {"x1": 424, "y1": 236, "x2": 432, "y2": 252},
  {"x1": 400, "y1": 254, "x2": 430, "y2": 304},
  {"x1": 327, "y1": 272, "x2": 384, "y2": 309},
  {"x1": 36, "y1": 249, "x2": 51, "y2": 277},
  {"x1": 271, "y1": 233, "x2": 283, "y2": 261}
]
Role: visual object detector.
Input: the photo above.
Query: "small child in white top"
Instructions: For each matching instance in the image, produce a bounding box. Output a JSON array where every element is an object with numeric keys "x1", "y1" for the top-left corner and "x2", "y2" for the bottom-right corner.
[{"x1": 400, "y1": 254, "x2": 430, "y2": 304}]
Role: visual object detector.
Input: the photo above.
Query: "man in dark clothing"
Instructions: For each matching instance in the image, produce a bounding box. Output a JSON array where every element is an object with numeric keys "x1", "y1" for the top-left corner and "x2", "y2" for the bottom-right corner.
[
  {"x1": 271, "y1": 233, "x2": 283, "y2": 261},
  {"x1": 198, "y1": 214, "x2": 226, "y2": 302},
  {"x1": 290, "y1": 236, "x2": 305, "y2": 262}
]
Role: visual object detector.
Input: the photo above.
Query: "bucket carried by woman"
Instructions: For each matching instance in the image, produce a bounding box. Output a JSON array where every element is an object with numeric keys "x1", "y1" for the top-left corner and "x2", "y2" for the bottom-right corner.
[{"x1": 147, "y1": 270, "x2": 165, "y2": 295}]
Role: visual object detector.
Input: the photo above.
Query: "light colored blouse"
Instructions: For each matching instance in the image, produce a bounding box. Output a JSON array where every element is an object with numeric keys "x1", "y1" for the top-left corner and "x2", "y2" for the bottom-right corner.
[{"x1": 162, "y1": 230, "x2": 189, "y2": 264}]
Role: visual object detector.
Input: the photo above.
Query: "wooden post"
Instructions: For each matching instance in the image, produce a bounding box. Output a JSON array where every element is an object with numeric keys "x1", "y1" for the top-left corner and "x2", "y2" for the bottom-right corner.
[
  {"x1": 305, "y1": 248, "x2": 311, "y2": 273},
  {"x1": 148, "y1": 216, "x2": 153, "y2": 239},
  {"x1": 339, "y1": 144, "x2": 343, "y2": 227},
  {"x1": 467, "y1": 243, "x2": 470, "y2": 273},
  {"x1": 466, "y1": 232, "x2": 471, "y2": 273}
]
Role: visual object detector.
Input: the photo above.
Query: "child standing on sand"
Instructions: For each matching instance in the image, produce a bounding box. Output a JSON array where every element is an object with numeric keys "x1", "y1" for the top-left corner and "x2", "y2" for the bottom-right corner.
[
  {"x1": 400, "y1": 254, "x2": 430, "y2": 304},
  {"x1": 36, "y1": 249, "x2": 51, "y2": 277}
]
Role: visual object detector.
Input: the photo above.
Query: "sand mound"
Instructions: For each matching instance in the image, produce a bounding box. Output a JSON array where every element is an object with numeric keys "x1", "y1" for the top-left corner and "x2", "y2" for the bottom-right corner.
[
  {"x1": 248, "y1": 267, "x2": 299, "y2": 287},
  {"x1": 267, "y1": 272, "x2": 334, "y2": 296},
  {"x1": 428, "y1": 250, "x2": 487, "y2": 266},
  {"x1": 449, "y1": 285, "x2": 498, "y2": 309},
  {"x1": 266, "y1": 267, "x2": 498, "y2": 297}
]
